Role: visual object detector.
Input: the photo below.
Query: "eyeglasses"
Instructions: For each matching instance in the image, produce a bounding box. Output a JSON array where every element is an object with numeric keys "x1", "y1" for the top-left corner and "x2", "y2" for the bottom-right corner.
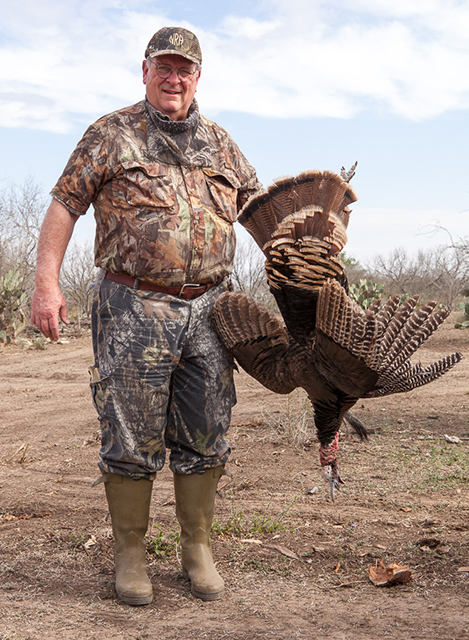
[{"x1": 148, "y1": 59, "x2": 198, "y2": 82}]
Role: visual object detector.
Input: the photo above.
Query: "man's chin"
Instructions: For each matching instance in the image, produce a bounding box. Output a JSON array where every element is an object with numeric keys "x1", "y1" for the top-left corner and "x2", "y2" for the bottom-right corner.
[{"x1": 159, "y1": 104, "x2": 187, "y2": 120}]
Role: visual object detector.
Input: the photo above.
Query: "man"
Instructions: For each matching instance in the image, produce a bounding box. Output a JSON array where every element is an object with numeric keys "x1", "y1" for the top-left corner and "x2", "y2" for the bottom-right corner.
[{"x1": 31, "y1": 26, "x2": 261, "y2": 606}]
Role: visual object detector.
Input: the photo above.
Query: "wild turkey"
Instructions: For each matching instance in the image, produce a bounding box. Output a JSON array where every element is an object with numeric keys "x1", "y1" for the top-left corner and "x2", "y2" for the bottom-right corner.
[{"x1": 213, "y1": 168, "x2": 463, "y2": 499}]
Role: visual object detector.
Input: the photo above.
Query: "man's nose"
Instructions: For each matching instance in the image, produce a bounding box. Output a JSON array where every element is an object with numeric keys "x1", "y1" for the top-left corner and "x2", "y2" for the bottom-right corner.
[{"x1": 166, "y1": 69, "x2": 180, "y2": 83}]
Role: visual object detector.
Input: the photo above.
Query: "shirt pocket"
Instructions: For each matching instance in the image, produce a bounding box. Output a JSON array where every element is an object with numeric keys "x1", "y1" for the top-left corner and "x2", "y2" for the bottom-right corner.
[
  {"x1": 202, "y1": 168, "x2": 241, "y2": 224},
  {"x1": 121, "y1": 161, "x2": 176, "y2": 209}
]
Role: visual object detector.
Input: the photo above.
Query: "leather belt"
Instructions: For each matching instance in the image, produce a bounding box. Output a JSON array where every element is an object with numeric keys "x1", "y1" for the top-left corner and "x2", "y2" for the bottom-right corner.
[{"x1": 104, "y1": 271, "x2": 222, "y2": 300}]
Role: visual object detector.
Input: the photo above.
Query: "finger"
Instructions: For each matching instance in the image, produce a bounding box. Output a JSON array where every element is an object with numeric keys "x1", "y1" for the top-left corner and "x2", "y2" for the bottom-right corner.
[
  {"x1": 39, "y1": 316, "x2": 60, "y2": 341},
  {"x1": 59, "y1": 303, "x2": 70, "y2": 325},
  {"x1": 47, "y1": 316, "x2": 60, "y2": 342},
  {"x1": 39, "y1": 318, "x2": 53, "y2": 341},
  {"x1": 32, "y1": 306, "x2": 50, "y2": 337}
]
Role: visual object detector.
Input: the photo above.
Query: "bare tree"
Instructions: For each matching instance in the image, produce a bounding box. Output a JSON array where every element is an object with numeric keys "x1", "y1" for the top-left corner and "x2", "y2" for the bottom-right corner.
[
  {"x1": 0, "y1": 179, "x2": 99, "y2": 333},
  {"x1": 368, "y1": 248, "x2": 426, "y2": 297},
  {"x1": 0, "y1": 236, "x2": 13, "y2": 279},
  {"x1": 424, "y1": 245, "x2": 469, "y2": 306},
  {"x1": 232, "y1": 238, "x2": 271, "y2": 304},
  {"x1": 367, "y1": 243, "x2": 469, "y2": 307},
  {"x1": 0, "y1": 177, "x2": 47, "y2": 291},
  {"x1": 60, "y1": 241, "x2": 97, "y2": 324}
]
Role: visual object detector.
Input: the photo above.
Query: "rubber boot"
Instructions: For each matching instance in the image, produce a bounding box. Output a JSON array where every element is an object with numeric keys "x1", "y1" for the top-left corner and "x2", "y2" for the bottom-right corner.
[
  {"x1": 103, "y1": 473, "x2": 153, "y2": 605},
  {"x1": 173, "y1": 467, "x2": 225, "y2": 601}
]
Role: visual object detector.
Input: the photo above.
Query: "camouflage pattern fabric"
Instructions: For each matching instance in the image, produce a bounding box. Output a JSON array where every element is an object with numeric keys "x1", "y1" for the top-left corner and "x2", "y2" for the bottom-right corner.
[
  {"x1": 145, "y1": 27, "x2": 202, "y2": 65},
  {"x1": 51, "y1": 100, "x2": 260, "y2": 287},
  {"x1": 90, "y1": 272, "x2": 236, "y2": 478}
]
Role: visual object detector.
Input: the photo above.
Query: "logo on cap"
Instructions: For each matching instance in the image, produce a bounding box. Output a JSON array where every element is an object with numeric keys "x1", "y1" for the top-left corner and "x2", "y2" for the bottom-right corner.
[{"x1": 169, "y1": 33, "x2": 184, "y2": 48}]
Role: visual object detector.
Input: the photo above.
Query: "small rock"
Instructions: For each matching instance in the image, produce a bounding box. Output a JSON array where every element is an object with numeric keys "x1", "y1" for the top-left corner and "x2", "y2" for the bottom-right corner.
[
  {"x1": 438, "y1": 545, "x2": 450, "y2": 554},
  {"x1": 421, "y1": 519, "x2": 439, "y2": 527},
  {"x1": 445, "y1": 434, "x2": 462, "y2": 444}
]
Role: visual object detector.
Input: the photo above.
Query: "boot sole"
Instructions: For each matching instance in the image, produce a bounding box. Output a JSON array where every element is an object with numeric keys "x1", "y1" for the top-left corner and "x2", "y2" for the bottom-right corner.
[
  {"x1": 191, "y1": 585, "x2": 225, "y2": 601},
  {"x1": 183, "y1": 569, "x2": 224, "y2": 601},
  {"x1": 117, "y1": 590, "x2": 153, "y2": 606}
]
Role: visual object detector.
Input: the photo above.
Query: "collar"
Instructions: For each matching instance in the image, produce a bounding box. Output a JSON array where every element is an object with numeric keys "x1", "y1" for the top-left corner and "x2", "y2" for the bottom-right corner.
[{"x1": 145, "y1": 98, "x2": 199, "y2": 134}]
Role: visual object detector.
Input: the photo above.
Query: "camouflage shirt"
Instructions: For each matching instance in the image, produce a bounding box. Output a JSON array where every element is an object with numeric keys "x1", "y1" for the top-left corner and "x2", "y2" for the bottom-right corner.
[{"x1": 52, "y1": 99, "x2": 261, "y2": 286}]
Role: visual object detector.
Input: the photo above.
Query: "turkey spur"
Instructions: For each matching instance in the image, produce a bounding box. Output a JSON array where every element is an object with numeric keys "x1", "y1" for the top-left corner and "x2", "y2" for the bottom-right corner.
[{"x1": 212, "y1": 169, "x2": 463, "y2": 499}]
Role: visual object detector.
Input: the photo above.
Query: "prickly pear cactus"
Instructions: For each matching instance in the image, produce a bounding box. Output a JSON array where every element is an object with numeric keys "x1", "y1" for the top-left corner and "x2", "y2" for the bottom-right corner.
[{"x1": 349, "y1": 279, "x2": 384, "y2": 310}]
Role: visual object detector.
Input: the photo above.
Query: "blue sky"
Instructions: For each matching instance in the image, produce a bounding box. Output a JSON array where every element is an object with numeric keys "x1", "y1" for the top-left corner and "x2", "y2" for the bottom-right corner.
[{"x1": 0, "y1": 0, "x2": 468, "y2": 263}]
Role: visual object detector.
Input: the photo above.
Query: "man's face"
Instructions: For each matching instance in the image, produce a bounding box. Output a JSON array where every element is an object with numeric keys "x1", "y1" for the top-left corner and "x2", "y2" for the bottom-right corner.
[{"x1": 142, "y1": 54, "x2": 200, "y2": 121}]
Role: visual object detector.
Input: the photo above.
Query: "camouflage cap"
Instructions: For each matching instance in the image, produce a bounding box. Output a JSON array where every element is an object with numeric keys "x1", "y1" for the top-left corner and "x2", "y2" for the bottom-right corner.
[{"x1": 145, "y1": 27, "x2": 202, "y2": 65}]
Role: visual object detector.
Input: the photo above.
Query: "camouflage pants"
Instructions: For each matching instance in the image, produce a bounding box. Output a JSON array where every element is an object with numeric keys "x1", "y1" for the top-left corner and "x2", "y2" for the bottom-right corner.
[{"x1": 89, "y1": 272, "x2": 235, "y2": 478}]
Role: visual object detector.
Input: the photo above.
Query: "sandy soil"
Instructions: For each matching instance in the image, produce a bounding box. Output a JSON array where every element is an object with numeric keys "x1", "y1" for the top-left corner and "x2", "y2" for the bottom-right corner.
[{"x1": 0, "y1": 316, "x2": 468, "y2": 640}]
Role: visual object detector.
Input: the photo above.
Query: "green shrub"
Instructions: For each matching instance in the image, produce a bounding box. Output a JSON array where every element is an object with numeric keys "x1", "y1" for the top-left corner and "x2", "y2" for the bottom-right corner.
[
  {"x1": 349, "y1": 279, "x2": 384, "y2": 310},
  {"x1": 455, "y1": 300, "x2": 469, "y2": 329}
]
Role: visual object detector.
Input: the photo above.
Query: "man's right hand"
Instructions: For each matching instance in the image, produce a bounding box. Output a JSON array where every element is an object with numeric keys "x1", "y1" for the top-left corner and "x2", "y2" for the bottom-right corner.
[
  {"x1": 30, "y1": 198, "x2": 79, "y2": 341},
  {"x1": 31, "y1": 284, "x2": 70, "y2": 342}
]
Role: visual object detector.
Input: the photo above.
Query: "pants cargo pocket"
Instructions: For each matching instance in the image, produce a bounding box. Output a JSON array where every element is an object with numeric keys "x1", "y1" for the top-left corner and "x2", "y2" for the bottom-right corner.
[{"x1": 88, "y1": 365, "x2": 108, "y2": 417}]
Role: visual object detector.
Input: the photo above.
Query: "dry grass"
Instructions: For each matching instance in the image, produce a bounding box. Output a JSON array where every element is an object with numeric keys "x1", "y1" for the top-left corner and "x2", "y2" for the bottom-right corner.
[{"x1": 261, "y1": 389, "x2": 314, "y2": 447}]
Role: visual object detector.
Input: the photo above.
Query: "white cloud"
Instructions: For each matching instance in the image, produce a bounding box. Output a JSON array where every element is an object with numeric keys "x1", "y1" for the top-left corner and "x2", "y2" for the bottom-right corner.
[
  {"x1": 200, "y1": 1, "x2": 469, "y2": 120},
  {"x1": 0, "y1": 0, "x2": 469, "y2": 131}
]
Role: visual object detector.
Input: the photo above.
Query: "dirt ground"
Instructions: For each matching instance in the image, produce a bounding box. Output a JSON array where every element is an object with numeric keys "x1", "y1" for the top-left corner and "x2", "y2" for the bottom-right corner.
[{"x1": 1, "y1": 315, "x2": 469, "y2": 640}]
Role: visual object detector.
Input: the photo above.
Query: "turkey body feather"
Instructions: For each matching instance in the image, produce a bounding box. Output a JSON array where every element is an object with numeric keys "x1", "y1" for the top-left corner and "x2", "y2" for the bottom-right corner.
[{"x1": 212, "y1": 169, "x2": 463, "y2": 498}]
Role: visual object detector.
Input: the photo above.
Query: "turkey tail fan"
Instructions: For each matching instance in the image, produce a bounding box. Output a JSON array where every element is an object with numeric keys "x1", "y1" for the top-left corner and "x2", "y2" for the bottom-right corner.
[
  {"x1": 238, "y1": 175, "x2": 295, "y2": 249},
  {"x1": 263, "y1": 214, "x2": 348, "y2": 347},
  {"x1": 237, "y1": 190, "x2": 280, "y2": 249},
  {"x1": 263, "y1": 209, "x2": 349, "y2": 280},
  {"x1": 236, "y1": 166, "x2": 359, "y2": 362},
  {"x1": 295, "y1": 170, "x2": 357, "y2": 228},
  {"x1": 267, "y1": 176, "x2": 298, "y2": 222},
  {"x1": 238, "y1": 170, "x2": 357, "y2": 252},
  {"x1": 212, "y1": 291, "x2": 299, "y2": 395}
]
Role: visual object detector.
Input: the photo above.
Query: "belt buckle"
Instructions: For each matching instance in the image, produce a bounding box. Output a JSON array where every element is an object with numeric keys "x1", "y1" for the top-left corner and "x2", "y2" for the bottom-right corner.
[{"x1": 179, "y1": 283, "x2": 204, "y2": 299}]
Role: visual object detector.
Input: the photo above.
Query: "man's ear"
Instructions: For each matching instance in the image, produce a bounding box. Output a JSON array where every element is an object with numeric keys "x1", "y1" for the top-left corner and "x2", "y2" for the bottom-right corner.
[{"x1": 142, "y1": 59, "x2": 149, "y2": 85}]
